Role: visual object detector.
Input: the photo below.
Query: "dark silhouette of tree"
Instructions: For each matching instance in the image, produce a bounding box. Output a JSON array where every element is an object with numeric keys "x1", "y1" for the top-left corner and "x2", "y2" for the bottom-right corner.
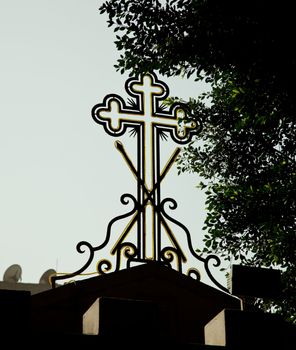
[{"x1": 99, "y1": 0, "x2": 296, "y2": 323}]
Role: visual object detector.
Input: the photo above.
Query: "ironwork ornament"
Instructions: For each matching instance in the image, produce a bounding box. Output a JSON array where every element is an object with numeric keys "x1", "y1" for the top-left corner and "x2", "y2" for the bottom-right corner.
[{"x1": 52, "y1": 72, "x2": 226, "y2": 292}]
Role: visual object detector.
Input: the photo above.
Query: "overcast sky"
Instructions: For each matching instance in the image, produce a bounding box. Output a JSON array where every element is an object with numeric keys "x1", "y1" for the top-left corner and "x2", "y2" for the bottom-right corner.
[{"x1": 0, "y1": 0, "x2": 227, "y2": 288}]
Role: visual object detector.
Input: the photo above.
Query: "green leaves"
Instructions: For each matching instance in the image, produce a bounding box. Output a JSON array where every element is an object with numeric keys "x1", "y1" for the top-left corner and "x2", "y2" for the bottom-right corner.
[{"x1": 100, "y1": 0, "x2": 296, "y2": 324}]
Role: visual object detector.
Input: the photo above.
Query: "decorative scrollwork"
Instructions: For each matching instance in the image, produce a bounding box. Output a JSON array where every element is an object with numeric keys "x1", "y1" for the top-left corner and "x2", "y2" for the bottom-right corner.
[
  {"x1": 96, "y1": 193, "x2": 138, "y2": 252},
  {"x1": 159, "y1": 197, "x2": 227, "y2": 292},
  {"x1": 121, "y1": 242, "x2": 138, "y2": 259},
  {"x1": 116, "y1": 242, "x2": 138, "y2": 270},
  {"x1": 187, "y1": 268, "x2": 201, "y2": 281},
  {"x1": 160, "y1": 247, "x2": 183, "y2": 272},
  {"x1": 97, "y1": 259, "x2": 112, "y2": 275},
  {"x1": 204, "y1": 255, "x2": 227, "y2": 292}
]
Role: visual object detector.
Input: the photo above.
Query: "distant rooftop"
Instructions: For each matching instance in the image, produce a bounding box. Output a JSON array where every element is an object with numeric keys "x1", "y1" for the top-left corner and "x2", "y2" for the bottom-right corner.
[{"x1": 0, "y1": 264, "x2": 55, "y2": 294}]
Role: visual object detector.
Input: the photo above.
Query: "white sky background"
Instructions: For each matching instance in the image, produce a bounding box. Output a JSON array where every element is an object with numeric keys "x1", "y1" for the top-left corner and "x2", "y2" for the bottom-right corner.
[{"x1": 0, "y1": 0, "x2": 227, "y2": 288}]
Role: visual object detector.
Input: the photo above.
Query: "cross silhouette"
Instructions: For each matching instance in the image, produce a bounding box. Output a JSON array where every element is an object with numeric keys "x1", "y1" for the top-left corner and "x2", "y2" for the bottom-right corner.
[
  {"x1": 51, "y1": 72, "x2": 227, "y2": 293},
  {"x1": 92, "y1": 72, "x2": 200, "y2": 263}
]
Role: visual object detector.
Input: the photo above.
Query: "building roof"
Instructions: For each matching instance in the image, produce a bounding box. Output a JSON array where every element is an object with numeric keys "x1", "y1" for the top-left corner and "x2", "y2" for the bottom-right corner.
[{"x1": 32, "y1": 262, "x2": 240, "y2": 343}]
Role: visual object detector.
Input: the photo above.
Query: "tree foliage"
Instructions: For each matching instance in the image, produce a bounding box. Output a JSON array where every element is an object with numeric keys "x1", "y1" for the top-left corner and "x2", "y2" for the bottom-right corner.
[{"x1": 99, "y1": 0, "x2": 296, "y2": 322}]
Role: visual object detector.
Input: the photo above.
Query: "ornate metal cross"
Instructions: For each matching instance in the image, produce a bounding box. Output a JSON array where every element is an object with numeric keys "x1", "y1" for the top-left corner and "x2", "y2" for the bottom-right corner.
[
  {"x1": 92, "y1": 73, "x2": 198, "y2": 263},
  {"x1": 51, "y1": 72, "x2": 227, "y2": 292}
]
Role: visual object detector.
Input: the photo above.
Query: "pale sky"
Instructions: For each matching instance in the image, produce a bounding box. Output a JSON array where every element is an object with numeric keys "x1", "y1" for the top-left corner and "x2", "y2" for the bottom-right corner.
[{"x1": 0, "y1": 0, "x2": 227, "y2": 288}]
